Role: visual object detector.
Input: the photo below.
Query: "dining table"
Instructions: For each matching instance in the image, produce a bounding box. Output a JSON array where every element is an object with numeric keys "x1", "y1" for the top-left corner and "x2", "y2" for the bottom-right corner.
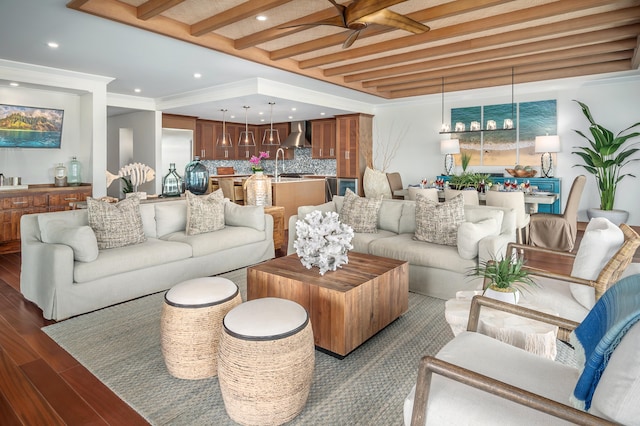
[{"x1": 392, "y1": 188, "x2": 559, "y2": 214}]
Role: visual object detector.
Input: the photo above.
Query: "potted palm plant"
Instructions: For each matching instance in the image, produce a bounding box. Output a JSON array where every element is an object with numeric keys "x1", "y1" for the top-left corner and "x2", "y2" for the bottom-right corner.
[
  {"x1": 572, "y1": 100, "x2": 640, "y2": 224},
  {"x1": 468, "y1": 256, "x2": 537, "y2": 304}
]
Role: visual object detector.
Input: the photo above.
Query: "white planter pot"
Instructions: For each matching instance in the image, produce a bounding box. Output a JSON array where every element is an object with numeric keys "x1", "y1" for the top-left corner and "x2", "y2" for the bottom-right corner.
[
  {"x1": 586, "y1": 208, "x2": 629, "y2": 226},
  {"x1": 483, "y1": 286, "x2": 520, "y2": 304}
]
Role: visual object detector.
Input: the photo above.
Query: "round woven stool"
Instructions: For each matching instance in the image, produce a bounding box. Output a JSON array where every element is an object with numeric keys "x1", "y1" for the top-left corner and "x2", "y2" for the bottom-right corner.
[
  {"x1": 218, "y1": 297, "x2": 315, "y2": 426},
  {"x1": 161, "y1": 276, "x2": 241, "y2": 380}
]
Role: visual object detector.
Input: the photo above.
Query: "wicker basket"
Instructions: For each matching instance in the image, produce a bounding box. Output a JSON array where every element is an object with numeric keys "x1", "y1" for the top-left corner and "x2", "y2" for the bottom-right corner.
[
  {"x1": 161, "y1": 282, "x2": 241, "y2": 380},
  {"x1": 505, "y1": 168, "x2": 538, "y2": 178},
  {"x1": 218, "y1": 302, "x2": 315, "y2": 425}
]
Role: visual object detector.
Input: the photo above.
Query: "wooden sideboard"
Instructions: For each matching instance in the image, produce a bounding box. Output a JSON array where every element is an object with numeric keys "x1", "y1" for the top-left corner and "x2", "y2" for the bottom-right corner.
[{"x1": 0, "y1": 184, "x2": 92, "y2": 249}]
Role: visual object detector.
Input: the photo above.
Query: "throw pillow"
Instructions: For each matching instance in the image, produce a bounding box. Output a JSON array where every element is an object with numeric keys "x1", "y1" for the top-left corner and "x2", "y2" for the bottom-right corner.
[
  {"x1": 570, "y1": 217, "x2": 624, "y2": 309},
  {"x1": 414, "y1": 193, "x2": 464, "y2": 246},
  {"x1": 43, "y1": 220, "x2": 99, "y2": 262},
  {"x1": 185, "y1": 190, "x2": 225, "y2": 235},
  {"x1": 339, "y1": 188, "x2": 382, "y2": 233},
  {"x1": 87, "y1": 195, "x2": 146, "y2": 249},
  {"x1": 457, "y1": 218, "x2": 499, "y2": 260},
  {"x1": 298, "y1": 201, "x2": 337, "y2": 219},
  {"x1": 224, "y1": 202, "x2": 265, "y2": 231}
]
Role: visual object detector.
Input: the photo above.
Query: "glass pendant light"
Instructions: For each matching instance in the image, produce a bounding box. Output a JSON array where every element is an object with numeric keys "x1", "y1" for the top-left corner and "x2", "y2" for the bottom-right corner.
[
  {"x1": 262, "y1": 102, "x2": 280, "y2": 145},
  {"x1": 216, "y1": 109, "x2": 232, "y2": 147},
  {"x1": 238, "y1": 106, "x2": 256, "y2": 147}
]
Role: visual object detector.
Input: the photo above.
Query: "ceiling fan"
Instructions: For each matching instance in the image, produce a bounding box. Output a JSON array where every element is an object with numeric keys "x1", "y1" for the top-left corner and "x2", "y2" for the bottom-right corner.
[{"x1": 286, "y1": 0, "x2": 430, "y2": 49}]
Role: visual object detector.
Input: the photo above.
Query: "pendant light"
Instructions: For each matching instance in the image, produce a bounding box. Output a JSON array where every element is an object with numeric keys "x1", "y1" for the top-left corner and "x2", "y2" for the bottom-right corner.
[
  {"x1": 238, "y1": 106, "x2": 256, "y2": 147},
  {"x1": 216, "y1": 109, "x2": 232, "y2": 147},
  {"x1": 262, "y1": 102, "x2": 280, "y2": 145}
]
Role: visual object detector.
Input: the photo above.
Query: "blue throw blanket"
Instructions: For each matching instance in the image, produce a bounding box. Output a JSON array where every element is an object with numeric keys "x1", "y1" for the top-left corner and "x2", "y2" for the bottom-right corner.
[{"x1": 569, "y1": 274, "x2": 640, "y2": 411}]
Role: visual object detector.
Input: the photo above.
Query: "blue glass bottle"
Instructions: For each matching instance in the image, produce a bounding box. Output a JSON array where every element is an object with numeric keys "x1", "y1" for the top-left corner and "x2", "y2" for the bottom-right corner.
[{"x1": 184, "y1": 156, "x2": 208, "y2": 195}]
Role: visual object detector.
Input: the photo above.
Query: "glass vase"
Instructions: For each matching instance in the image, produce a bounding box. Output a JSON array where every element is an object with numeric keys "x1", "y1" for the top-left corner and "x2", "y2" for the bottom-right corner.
[
  {"x1": 68, "y1": 156, "x2": 82, "y2": 186},
  {"x1": 162, "y1": 163, "x2": 182, "y2": 197},
  {"x1": 184, "y1": 156, "x2": 209, "y2": 195}
]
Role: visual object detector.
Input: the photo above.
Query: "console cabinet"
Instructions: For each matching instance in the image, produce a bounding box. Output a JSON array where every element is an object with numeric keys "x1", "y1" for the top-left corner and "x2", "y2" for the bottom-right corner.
[{"x1": 0, "y1": 184, "x2": 92, "y2": 245}]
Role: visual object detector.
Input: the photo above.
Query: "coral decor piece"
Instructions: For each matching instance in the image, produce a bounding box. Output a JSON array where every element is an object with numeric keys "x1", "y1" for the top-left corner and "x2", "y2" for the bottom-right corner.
[
  {"x1": 249, "y1": 151, "x2": 269, "y2": 172},
  {"x1": 294, "y1": 211, "x2": 354, "y2": 275},
  {"x1": 106, "y1": 163, "x2": 155, "y2": 192}
]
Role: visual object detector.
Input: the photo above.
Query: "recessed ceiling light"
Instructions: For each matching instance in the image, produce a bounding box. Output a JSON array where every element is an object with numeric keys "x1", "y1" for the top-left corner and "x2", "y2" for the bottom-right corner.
[
  {"x1": 256, "y1": 15, "x2": 267, "y2": 21},
  {"x1": 134, "y1": 88, "x2": 141, "y2": 93},
  {"x1": 260, "y1": 119, "x2": 265, "y2": 122},
  {"x1": 9, "y1": 82, "x2": 19, "y2": 87},
  {"x1": 193, "y1": 73, "x2": 202, "y2": 78},
  {"x1": 47, "y1": 42, "x2": 59, "y2": 48},
  {"x1": 259, "y1": 111, "x2": 264, "y2": 115},
  {"x1": 288, "y1": 115, "x2": 293, "y2": 119},
  {"x1": 230, "y1": 115, "x2": 236, "y2": 119},
  {"x1": 320, "y1": 112, "x2": 326, "y2": 116},
  {"x1": 291, "y1": 107, "x2": 297, "y2": 111}
]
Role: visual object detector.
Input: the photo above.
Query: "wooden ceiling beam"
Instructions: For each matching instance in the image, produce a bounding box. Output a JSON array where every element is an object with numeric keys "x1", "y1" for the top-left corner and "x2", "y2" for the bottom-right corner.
[
  {"x1": 337, "y1": 18, "x2": 640, "y2": 82},
  {"x1": 377, "y1": 51, "x2": 633, "y2": 92},
  {"x1": 137, "y1": 0, "x2": 186, "y2": 20},
  {"x1": 238, "y1": 0, "x2": 510, "y2": 52},
  {"x1": 353, "y1": 25, "x2": 640, "y2": 86},
  {"x1": 296, "y1": 0, "x2": 627, "y2": 67},
  {"x1": 387, "y1": 60, "x2": 631, "y2": 98},
  {"x1": 190, "y1": 0, "x2": 293, "y2": 36},
  {"x1": 66, "y1": 0, "x2": 90, "y2": 8},
  {"x1": 633, "y1": 35, "x2": 640, "y2": 68}
]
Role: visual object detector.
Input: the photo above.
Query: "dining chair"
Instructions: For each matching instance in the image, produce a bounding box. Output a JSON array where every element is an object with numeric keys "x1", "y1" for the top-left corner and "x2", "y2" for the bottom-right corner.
[
  {"x1": 443, "y1": 188, "x2": 479, "y2": 205},
  {"x1": 529, "y1": 175, "x2": 586, "y2": 251},
  {"x1": 485, "y1": 191, "x2": 529, "y2": 244},
  {"x1": 386, "y1": 172, "x2": 404, "y2": 199},
  {"x1": 407, "y1": 187, "x2": 439, "y2": 202},
  {"x1": 405, "y1": 274, "x2": 640, "y2": 426},
  {"x1": 219, "y1": 178, "x2": 244, "y2": 204}
]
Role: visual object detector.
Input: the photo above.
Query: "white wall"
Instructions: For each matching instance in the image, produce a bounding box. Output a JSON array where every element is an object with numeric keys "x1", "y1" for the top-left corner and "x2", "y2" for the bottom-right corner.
[
  {"x1": 373, "y1": 74, "x2": 640, "y2": 225},
  {"x1": 0, "y1": 87, "x2": 87, "y2": 185}
]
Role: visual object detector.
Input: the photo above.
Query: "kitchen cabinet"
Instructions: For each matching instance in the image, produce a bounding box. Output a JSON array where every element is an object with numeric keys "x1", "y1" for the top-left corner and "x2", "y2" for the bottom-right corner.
[
  {"x1": 195, "y1": 120, "x2": 215, "y2": 160},
  {"x1": 258, "y1": 123, "x2": 293, "y2": 159},
  {"x1": 336, "y1": 113, "x2": 373, "y2": 195},
  {"x1": 272, "y1": 179, "x2": 326, "y2": 230},
  {"x1": 0, "y1": 184, "x2": 92, "y2": 247},
  {"x1": 311, "y1": 118, "x2": 336, "y2": 159},
  {"x1": 233, "y1": 123, "x2": 259, "y2": 160}
]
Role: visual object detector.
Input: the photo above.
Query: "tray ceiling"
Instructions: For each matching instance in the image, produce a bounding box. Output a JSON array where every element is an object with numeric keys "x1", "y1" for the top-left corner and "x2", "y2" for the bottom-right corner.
[{"x1": 68, "y1": 0, "x2": 640, "y2": 99}]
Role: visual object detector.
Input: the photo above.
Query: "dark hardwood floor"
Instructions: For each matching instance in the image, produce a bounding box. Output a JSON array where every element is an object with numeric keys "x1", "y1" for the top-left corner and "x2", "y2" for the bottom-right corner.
[{"x1": 0, "y1": 228, "x2": 637, "y2": 424}]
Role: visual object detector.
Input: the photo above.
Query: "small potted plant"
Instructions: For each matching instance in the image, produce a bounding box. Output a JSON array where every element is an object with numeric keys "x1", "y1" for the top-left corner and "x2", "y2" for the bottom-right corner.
[{"x1": 468, "y1": 256, "x2": 537, "y2": 304}]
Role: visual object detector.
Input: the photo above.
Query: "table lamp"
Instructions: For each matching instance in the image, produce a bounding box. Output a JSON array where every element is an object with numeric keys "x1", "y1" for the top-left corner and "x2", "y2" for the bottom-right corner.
[
  {"x1": 534, "y1": 135, "x2": 560, "y2": 178},
  {"x1": 440, "y1": 139, "x2": 460, "y2": 176}
]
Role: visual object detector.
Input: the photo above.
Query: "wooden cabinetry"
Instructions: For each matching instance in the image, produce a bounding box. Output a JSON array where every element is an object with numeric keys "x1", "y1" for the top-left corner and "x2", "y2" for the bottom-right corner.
[
  {"x1": 336, "y1": 114, "x2": 373, "y2": 195},
  {"x1": 311, "y1": 118, "x2": 336, "y2": 159},
  {"x1": 258, "y1": 123, "x2": 293, "y2": 159},
  {"x1": 195, "y1": 120, "x2": 216, "y2": 160},
  {"x1": 0, "y1": 184, "x2": 92, "y2": 247}
]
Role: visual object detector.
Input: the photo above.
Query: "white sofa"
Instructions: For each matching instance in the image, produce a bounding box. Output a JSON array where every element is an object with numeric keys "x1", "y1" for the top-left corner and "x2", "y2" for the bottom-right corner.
[
  {"x1": 287, "y1": 196, "x2": 516, "y2": 300},
  {"x1": 21, "y1": 199, "x2": 274, "y2": 320}
]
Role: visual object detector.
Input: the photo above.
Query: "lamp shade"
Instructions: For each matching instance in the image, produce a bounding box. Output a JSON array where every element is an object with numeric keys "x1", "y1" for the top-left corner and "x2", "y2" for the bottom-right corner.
[
  {"x1": 440, "y1": 139, "x2": 460, "y2": 155},
  {"x1": 534, "y1": 135, "x2": 560, "y2": 153}
]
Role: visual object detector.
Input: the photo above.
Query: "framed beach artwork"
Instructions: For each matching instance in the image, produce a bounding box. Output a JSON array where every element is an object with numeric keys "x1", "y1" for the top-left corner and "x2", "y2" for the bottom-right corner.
[
  {"x1": 450, "y1": 99, "x2": 557, "y2": 167},
  {"x1": 0, "y1": 104, "x2": 64, "y2": 148}
]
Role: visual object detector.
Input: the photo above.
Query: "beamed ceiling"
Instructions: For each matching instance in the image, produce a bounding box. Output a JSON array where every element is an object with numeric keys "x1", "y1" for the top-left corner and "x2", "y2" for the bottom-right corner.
[{"x1": 68, "y1": 0, "x2": 640, "y2": 99}]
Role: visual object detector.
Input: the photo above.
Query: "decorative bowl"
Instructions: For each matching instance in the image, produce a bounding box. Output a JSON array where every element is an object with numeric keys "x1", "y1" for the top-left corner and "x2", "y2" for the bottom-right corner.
[{"x1": 505, "y1": 168, "x2": 537, "y2": 178}]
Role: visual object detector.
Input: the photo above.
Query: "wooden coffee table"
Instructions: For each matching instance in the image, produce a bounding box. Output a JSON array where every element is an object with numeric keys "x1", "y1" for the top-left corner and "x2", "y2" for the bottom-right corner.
[{"x1": 247, "y1": 252, "x2": 409, "y2": 357}]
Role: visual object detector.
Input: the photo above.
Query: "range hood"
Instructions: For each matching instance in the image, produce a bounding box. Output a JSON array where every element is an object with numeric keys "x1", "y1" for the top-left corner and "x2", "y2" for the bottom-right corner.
[{"x1": 282, "y1": 121, "x2": 311, "y2": 148}]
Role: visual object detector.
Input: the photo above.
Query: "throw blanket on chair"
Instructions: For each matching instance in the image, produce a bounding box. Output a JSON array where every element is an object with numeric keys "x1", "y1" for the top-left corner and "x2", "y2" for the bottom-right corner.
[{"x1": 569, "y1": 274, "x2": 640, "y2": 411}]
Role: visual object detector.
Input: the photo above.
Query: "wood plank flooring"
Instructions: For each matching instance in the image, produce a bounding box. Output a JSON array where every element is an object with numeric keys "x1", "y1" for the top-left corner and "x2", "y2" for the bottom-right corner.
[{"x1": 0, "y1": 230, "x2": 636, "y2": 424}]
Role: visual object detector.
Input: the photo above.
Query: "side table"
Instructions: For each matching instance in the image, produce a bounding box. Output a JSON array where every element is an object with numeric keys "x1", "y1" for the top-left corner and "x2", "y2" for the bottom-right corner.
[
  {"x1": 445, "y1": 291, "x2": 558, "y2": 360},
  {"x1": 263, "y1": 205, "x2": 285, "y2": 250}
]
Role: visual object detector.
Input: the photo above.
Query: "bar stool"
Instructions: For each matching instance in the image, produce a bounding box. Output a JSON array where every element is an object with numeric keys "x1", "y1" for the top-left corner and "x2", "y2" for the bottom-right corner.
[
  {"x1": 161, "y1": 277, "x2": 241, "y2": 380},
  {"x1": 218, "y1": 297, "x2": 315, "y2": 425}
]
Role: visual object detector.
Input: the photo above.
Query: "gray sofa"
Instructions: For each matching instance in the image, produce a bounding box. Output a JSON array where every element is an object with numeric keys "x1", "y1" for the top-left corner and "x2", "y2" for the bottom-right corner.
[
  {"x1": 288, "y1": 196, "x2": 516, "y2": 300},
  {"x1": 21, "y1": 199, "x2": 274, "y2": 320}
]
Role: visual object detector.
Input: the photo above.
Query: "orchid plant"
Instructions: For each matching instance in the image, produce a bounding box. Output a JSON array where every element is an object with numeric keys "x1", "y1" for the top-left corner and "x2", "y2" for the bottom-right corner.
[
  {"x1": 294, "y1": 210, "x2": 354, "y2": 275},
  {"x1": 249, "y1": 151, "x2": 269, "y2": 172}
]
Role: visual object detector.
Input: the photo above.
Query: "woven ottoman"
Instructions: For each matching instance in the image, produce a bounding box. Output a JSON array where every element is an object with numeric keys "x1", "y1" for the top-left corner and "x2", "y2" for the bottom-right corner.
[
  {"x1": 161, "y1": 277, "x2": 241, "y2": 380},
  {"x1": 218, "y1": 297, "x2": 315, "y2": 425}
]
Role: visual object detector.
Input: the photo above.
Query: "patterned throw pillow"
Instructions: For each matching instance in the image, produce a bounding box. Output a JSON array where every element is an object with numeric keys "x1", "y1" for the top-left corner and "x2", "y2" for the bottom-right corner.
[
  {"x1": 414, "y1": 193, "x2": 464, "y2": 246},
  {"x1": 87, "y1": 195, "x2": 146, "y2": 249},
  {"x1": 185, "y1": 190, "x2": 225, "y2": 235},
  {"x1": 339, "y1": 188, "x2": 382, "y2": 233}
]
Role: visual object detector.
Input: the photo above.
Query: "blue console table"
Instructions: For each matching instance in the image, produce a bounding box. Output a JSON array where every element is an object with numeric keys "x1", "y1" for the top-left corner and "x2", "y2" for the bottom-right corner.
[{"x1": 437, "y1": 176, "x2": 561, "y2": 214}]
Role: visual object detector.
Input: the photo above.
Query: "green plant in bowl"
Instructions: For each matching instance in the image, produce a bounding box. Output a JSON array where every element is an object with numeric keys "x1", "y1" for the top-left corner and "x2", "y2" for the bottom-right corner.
[{"x1": 468, "y1": 256, "x2": 537, "y2": 303}]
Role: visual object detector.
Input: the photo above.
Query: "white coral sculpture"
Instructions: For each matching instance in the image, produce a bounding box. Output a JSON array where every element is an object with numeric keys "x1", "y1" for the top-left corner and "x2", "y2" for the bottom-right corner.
[
  {"x1": 106, "y1": 162, "x2": 155, "y2": 191},
  {"x1": 294, "y1": 210, "x2": 354, "y2": 275}
]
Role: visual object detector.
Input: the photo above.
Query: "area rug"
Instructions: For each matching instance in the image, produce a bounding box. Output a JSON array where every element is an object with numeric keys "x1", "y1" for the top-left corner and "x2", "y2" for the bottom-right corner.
[{"x1": 43, "y1": 268, "x2": 454, "y2": 425}]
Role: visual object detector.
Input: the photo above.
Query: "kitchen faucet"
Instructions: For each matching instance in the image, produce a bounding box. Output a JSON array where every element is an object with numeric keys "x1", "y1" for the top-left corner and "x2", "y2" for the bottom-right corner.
[{"x1": 275, "y1": 147, "x2": 285, "y2": 182}]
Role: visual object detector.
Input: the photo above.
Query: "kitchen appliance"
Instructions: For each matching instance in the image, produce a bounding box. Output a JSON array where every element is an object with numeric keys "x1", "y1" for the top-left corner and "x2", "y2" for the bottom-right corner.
[{"x1": 325, "y1": 177, "x2": 359, "y2": 201}]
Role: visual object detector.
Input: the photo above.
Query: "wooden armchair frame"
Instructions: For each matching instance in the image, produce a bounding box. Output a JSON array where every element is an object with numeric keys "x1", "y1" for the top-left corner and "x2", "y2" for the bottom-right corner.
[{"x1": 410, "y1": 295, "x2": 614, "y2": 426}]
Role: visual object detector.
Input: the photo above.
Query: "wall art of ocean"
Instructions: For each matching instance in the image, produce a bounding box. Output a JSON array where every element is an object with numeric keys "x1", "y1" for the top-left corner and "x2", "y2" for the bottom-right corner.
[{"x1": 0, "y1": 129, "x2": 62, "y2": 148}]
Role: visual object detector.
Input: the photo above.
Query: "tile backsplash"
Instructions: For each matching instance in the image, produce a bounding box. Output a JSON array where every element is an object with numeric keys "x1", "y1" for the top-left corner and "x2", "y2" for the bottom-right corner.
[{"x1": 202, "y1": 148, "x2": 336, "y2": 176}]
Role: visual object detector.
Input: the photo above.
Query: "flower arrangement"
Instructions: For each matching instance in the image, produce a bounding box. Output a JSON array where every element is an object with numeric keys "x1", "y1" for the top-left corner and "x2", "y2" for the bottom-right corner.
[
  {"x1": 294, "y1": 210, "x2": 354, "y2": 275},
  {"x1": 249, "y1": 151, "x2": 269, "y2": 172}
]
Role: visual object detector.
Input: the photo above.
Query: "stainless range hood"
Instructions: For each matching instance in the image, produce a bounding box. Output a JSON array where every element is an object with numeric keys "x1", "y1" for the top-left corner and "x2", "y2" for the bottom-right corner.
[{"x1": 282, "y1": 121, "x2": 311, "y2": 148}]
